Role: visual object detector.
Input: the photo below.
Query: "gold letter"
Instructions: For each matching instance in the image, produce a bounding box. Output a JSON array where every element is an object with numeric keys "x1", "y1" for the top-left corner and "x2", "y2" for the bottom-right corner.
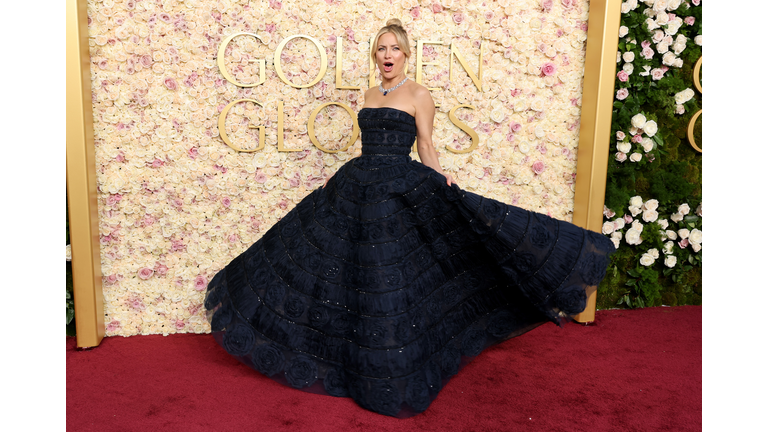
[
  {"x1": 416, "y1": 40, "x2": 443, "y2": 91},
  {"x1": 217, "y1": 99, "x2": 266, "y2": 152},
  {"x1": 446, "y1": 105, "x2": 480, "y2": 154},
  {"x1": 307, "y1": 102, "x2": 360, "y2": 153},
  {"x1": 274, "y1": 35, "x2": 328, "y2": 88},
  {"x1": 217, "y1": 32, "x2": 266, "y2": 88},
  {"x1": 336, "y1": 37, "x2": 361, "y2": 90},
  {"x1": 278, "y1": 101, "x2": 301, "y2": 152},
  {"x1": 449, "y1": 40, "x2": 485, "y2": 92}
]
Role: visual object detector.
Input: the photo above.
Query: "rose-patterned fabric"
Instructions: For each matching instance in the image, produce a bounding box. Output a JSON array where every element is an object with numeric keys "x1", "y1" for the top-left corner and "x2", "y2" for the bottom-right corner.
[{"x1": 204, "y1": 107, "x2": 615, "y2": 417}]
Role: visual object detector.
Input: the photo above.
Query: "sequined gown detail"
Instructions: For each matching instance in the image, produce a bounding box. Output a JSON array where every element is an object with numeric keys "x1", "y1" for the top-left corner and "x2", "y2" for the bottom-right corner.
[{"x1": 204, "y1": 107, "x2": 615, "y2": 417}]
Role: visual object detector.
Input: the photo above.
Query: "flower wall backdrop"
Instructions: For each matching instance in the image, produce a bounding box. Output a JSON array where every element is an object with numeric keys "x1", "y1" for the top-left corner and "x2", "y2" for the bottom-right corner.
[
  {"x1": 88, "y1": 0, "x2": 594, "y2": 337},
  {"x1": 597, "y1": 0, "x2": 702, "y2": 309}
]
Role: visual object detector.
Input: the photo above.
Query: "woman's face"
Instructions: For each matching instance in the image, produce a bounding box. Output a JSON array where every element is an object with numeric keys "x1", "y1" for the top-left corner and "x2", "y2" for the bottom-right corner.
[{"x1": 375, "y1": 32, "x2": 406, "y2": 80}]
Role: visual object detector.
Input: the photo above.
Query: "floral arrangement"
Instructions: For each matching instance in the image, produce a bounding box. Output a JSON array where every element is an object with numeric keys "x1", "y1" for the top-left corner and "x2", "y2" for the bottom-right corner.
[
  {"x1": 598, "y1": 0, "x2": 702, "y2": 308},
  {"x1": 86, "y1": 0, "x2": 597, "y2": 337}
]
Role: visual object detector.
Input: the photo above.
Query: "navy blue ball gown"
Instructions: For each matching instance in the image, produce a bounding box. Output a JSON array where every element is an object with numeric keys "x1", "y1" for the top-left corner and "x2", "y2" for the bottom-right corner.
[{"x1": 204, "y1": 107, "x2": 615, "y2": 417}]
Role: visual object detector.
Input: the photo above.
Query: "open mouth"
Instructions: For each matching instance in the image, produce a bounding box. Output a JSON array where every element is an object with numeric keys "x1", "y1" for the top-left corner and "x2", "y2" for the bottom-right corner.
[{"x1": 383, "y1": 62, "x2": 394, "y2": 72}]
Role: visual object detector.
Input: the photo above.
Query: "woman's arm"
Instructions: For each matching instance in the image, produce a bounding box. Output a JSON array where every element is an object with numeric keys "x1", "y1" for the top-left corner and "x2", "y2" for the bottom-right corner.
[{"x1": 413, "y1": 87, "x2": 456, "y2": 186}]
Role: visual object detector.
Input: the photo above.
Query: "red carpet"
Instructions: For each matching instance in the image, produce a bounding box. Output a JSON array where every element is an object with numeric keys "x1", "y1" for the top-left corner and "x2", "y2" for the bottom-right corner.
[{"x1": 67, "y1": 306, "x2": 701, "y2": 431}]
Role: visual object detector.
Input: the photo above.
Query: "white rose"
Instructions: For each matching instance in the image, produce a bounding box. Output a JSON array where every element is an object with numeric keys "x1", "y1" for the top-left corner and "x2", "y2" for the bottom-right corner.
[
  {"x1": 677, "y1": 228, "x2": 690, "y2": 239},
  {"x1": 663, "y1": 241, "x2": 675, "y2": 254},
  {"x1": 665, "y1": 230, "x2": 678, "y2": 240},
  {"x1": 641, "y1": 137, "x2": 654, "y2": 153},
  {"x1": 622, "y1": 52, "x2": 635, "y2": 63},
  {"x1": 627, "y1": 0, "x2": 638, "y2": 9},
  {"x1": 642, "y1": 209, "x2": 659, "y2": 223},
  {"x1": 616, "y1": 152, "x2": 628, "y2": 162},
  {"x1": 623, "y1": 63, "x2": 635, "y2": 74},
  {"x1": 631, "y1": 114, "x2": 647, "y2": 128},
  {"x1": 694, "y1": 35, "x2": 702, "y2": 46},
  {"x1": 657, "y1": 218, "x2": 669, "y2": 229},
  {"x1": 625, "y1": 228, "x2": 642, "y2": 245},
  {"x1": 670, "y1": 212, "x2": 683, "y2": 223},
  {"x1": 643, "y1": 199, "x2": 659, "y2": 211},
  {"x1": 631, "y1": 220, "x2": 644, "y2": 232},
  {"x1": 666, "y1": 17, "x2": 683, "y2": 35},
  {"x1": 629, "y1": 152, "x2": 643, "y2": 162},
  {"x1": 678, "y1": 203, "x2": 690, "y2": 215},
  {"x1": 646, "y1": 18, "x2": 660, "y2": 31},
  {"x1": 662, "y1": 52, "x2": 678, "y2": 66},
  {"x1": 643, "y1": 120, "x2": 658, "y2": 137},
  {"x1": 664, "y1": 255, "x2": 677, "y2": 268},
  {"x1": 640, "y1": 65, "x2": 652, "y2": 76},
  {"x1": 617, "y1": 142, "x2": 632, "y2": 153},
  {"x1": 617, "y1": 51, "x2": 622, "y2": 63},
  {"x1": 689, "y1": 228, "x2": 702, "y2": 244},
  {"x1": 655, "y1": 12, "x2": 669, "y2": 26},
  {"x1": 613, "y1": 218, "x2": 626, "y2": 230},
  {"x1": 668, "y1": 0, "x2": 681, "y2": 10},
  {"x1": 639, "y1": 253, "x2": 655, "y2": 266},
  {"x1": 602, "y1": 222, "x2": 615, "y2": 235},
  {"x1": 653, "y1": 0, "x2": 668, "y2": 12},
  {"x1": 648, "y1": 248, "x2": 660, "y2": 259},
  {"x1": 691, "y1": 242, "x2": 701, "y2": 253},
  {"x1": 629, "y1": 196, "x2": 644, "y2": 208},
  {"x1": 629, "y1": 205, "x2": 642, "y2": 217},
  {"x1": 675, "y1": 104, "x2": 686, "y2": 115},
  {"x1": 657, "y1": 41, "x2": 670, "y2": 54},
  {"x1": 696, "y1": 204, "x2": 702, "y2": 216},
  {"x1": 619, "y1": 26, "x2": 629, "y2": 37},
  {"x1": 675, "y1": 88, "x2": 694, "y2": 105}
]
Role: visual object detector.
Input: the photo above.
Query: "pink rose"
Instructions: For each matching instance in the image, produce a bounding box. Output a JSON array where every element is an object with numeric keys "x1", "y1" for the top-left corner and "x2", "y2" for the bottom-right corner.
[
  {"x1": 617, "y1": 71, "x2": 629, "y2": 82},
  {"x1": 105, "y1": 274, "x2": 118, "y2": 285},
  {"x1": 616, "y1": 131, "x2": 626, "y2": 140},
  {"x1": 432, "y1": 3, "x2": 443, "y2": 13},
  {"x1": 156, "y1": 264, "x2": 168, "y2": 275},
  {"x1": 541, "y1": 62, "x2": 556, "y2": 76},
  {"x1": 641, "y1": 41, "x2": 651, "y2": 49},
  {"x1": 624, "y1": 214, "x2": 633, "y2": 224},
  {"x1": 510, "y1": 122, "x2": 522, "y2": 133},
  {"x1": 228, "y1": 234, "x2": 239, "y2": 243},
  {"x1": 532, "y1": 161, "x2": 546, "y2": 175},
  {"x1": 561, "y1": 0, "x2": 575, "y2": 10},
  {"x1": 164, "y1": 78, "x2": 177, "y2": 91},
  {"x1": 692, "y1": 0, "x2": 700, "y2": 5},
  {"x1": 604, "y1": 206, "x2": 616, "y2": 218},
  {"x1": 651, "y1": 68, "x2": 665, "y2": 81},
  {"x1": 106, "y1": 320, "x2": 121, "y2": 332},
  {"x1": 685, "y1": 17, "x2": 695, "y2": 25},
  {"x1": 140, "y1": 55, "x2": 152, "y2": 68},
  {"x1": 175, "y1": 319, "x2": 186, "y2": 330},
  {"x1": 641, "y1": 47, "x2": 654, "y2": 60},
  {"x1": 632, "y1": 134, "x2": 643, "y2": 143},
  {"x1": 138, "y1": 267, "x2": 154, "y2": 280},
  {"x1": 615, "y1": 152, "x2": 627, "y2": 162},
  {"x1": 188, "y1": 147, "x2": 198, "y2": 159},
  {"x1": 678, "y1": 238, "x2": 689, "y2": 248},
  {"x1": 222, "y1": 197, "x2": 231, "y2": 208},
  {"x1": 484, "y1": 11, "x2": 494, "y2": 21},
  {"x1": 616, "y1": 88, "x2": 629, "y2": 100},
  {"x1": 269, "y1": 0, "x2": 282, "y2": 9},
  {"x1": 541, "y1": 0, "x2": 553, "y2": 12},
  {"x1": 453, "y1": 13, "x2": 465, "y2": 24},
  {"x1": 194, "y1": 275, "x2": 208, "y2": 291},
  {"x1": 410, "y1": 6, "x2": 420, "y2": 19},
  {"x1": 255, "y1": 171, "x2": 267, "y2": 183}
]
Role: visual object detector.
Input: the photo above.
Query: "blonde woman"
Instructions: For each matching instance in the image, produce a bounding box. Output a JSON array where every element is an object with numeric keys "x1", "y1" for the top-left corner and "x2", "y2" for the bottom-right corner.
[{"x1": 204, "y1": 19, "x2": 614, "y2": 417}]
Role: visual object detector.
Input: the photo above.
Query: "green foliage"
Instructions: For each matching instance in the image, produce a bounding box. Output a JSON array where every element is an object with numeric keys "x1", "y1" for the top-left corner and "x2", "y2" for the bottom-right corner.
[{"x1": 597, "y1": 2, "x2": 702, "y2": 310}]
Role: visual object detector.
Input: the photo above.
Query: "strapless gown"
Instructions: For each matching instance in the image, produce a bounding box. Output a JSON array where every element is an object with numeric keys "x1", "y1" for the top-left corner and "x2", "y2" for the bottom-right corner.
[{"x1": 204, "y1": 107, "x2": 615, "y2": 417}]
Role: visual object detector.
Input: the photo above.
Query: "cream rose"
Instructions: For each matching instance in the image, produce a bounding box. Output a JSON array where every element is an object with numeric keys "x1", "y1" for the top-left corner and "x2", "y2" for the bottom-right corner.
[
  {"x1": 617, "y1": 142, "x2": 632, "y2": 153},
  {"x1": 677, "y1": 228, "x2": 690, "y2": 239},
  {"x1": 670, "y1": 212, "x2": 684, "y2": 223},
  {"x1": 639, "y1": 253, "x2": 655, "y2": 266},
  {"x1": 622, "y1": 52, "x2": 635, "y2": 63},
  {"x1": 689, "y1": 229, "x2": 702, "y2": 244},
  {"x1": 642, "y1": 209, "x2": 659, "y2": 223},
  {"x1": 641, "y1": 138, "x2": 654, "y2": 153},
  {"x1": 625, "y1": 228, "x2": 642, "y2": 245},
  {"x1": 664, "y1": 255, "x2": 677, "y2": 268},
  {"x1": 678, "y1": 203, "x2": 690, "y2": 215},
  {"x1": 643, "y1": 120, "x2": 658, "y2": 137},
  {"x1": 675, "y1": 88, "x2": 694, "y2": 105},
  {"x1": 629, "y1": 196, "x2": 644, "y2": 208},
  {"x1": 629, "y1": 152, "x2": 643, "y2": 162},
  {"x1": 665, "y1": 230, "x2": 678, "y2": 240},
  {"x1": 657, "y1": 219, "x2": 669, "y2": 229},
  {"x1": 602, "y1": 221, "x2": 615, "y2": 235},
  {"x1": 631, "y1": 114, "x2": 647, "y2": 129},
  {"x1": 619, "y1": 26, "x2": 629, "y2": 37}
]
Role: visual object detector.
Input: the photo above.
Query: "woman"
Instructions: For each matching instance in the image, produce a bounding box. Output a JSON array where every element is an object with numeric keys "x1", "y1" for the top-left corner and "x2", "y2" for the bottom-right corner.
[{"x1": 204, "y1": 19, "x2": 614, "y2": 418}]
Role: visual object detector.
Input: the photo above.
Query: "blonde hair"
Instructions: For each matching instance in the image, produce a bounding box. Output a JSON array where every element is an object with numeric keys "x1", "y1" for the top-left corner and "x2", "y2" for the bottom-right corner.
[{"x1": 370, "y1": 19, "x2": 411, "y2": 61}]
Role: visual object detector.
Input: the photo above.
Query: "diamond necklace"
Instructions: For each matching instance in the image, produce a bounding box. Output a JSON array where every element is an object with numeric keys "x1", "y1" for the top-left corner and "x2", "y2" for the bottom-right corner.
[{"x1": 378, "y1": 77, "x2": 408, "y2": 96}]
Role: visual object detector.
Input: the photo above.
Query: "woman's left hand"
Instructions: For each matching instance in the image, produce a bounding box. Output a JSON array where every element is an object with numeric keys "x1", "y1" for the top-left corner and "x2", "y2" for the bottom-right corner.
[{"x1": 444, "y1": 173, "x2": 456, "y2": 186}]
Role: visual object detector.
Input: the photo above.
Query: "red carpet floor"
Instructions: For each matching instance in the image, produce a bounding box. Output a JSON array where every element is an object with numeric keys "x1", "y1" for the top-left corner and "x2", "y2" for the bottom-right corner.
[{"x1": 67, "y1": 306, "x2": 701, "y2": 431}]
